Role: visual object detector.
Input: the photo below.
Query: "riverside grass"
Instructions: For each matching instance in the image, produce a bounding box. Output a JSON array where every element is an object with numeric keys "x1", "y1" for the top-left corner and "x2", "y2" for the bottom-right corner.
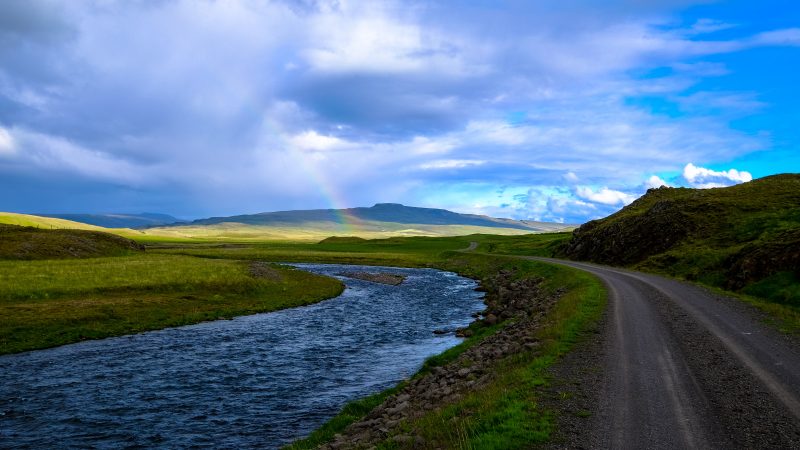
[{"x1": 0, "y1": 254, "x2": 343, "y2": 354}]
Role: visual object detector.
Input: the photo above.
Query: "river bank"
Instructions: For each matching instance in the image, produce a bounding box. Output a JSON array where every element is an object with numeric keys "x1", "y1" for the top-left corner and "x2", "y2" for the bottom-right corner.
[{"x1": 289, "y1": 253, "x2": 606, "y2": 449}]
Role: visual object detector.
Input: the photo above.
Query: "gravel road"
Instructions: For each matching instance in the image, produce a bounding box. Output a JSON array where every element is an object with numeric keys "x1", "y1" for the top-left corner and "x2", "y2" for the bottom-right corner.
[{"x1": 533, "y1": 257, "x2": 800, "y2": 449}]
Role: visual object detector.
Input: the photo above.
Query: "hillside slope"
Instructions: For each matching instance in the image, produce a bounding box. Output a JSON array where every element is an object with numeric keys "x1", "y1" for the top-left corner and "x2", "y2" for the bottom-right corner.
[
  {"x1": 563, "y1": 174, "x2": 800, "y2": 305},
  {"x1": 39, "y1": 213, "x2": 182, "y2": 228},
  {"x1": 0, "y1": 224, "x2": 144, "y2": 260},
  {"x1": 184, "y1": 203, "x2": 570, "y2": 232}
]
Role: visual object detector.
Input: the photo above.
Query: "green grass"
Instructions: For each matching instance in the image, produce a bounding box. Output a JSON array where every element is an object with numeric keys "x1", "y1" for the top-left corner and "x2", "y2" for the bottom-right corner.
[
  {"x1": 0, "y1": 254, "x2": 343, "y2": 354},
  {"x1": 390, "y1": 258, "x2": 605, "y2": 449},
  {"x1": 472, "y1": 232, "x2": 572, "y2": 257},
  {"x1": 149, "y1": 235, "x2": 478, "y2": 267}
]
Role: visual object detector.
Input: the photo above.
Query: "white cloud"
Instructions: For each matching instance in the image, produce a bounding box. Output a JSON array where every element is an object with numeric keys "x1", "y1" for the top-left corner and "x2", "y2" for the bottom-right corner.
[
  {"x1": 288, "y1": 130, "x2": 350, "y2": 152},
  {"x1": 419, "y1": 159, "x2": 486, "y2": 170},
  {"x1": 564, "y1": 172, "x2": 579, "y2": 183},
  {"x1": 688, "y1": 19, "x2": 736, "y2": 35},
  {"x1": 0, "y1": 127, "x2": 15, "y2": 155},
  {"x1": 575, "y1": 186, "x2": 636, "y2": 206},
  {"x1": 645, "y1": 175, "x2": 670, "y2": 189},
  {"x1": 682, "y1": 162, "x2": 752, "y2": 188}
]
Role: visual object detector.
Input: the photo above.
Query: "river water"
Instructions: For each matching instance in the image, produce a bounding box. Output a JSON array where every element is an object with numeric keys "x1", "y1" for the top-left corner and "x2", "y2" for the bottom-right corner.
[{"x1": 0, "y1": 263, "x2": 484, "y2": 449}]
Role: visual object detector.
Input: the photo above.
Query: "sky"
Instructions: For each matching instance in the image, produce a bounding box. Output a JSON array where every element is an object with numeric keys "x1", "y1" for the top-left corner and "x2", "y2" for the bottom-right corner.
[{"x1": 0, "y1": 0, "x2": 798, "y2": 223}]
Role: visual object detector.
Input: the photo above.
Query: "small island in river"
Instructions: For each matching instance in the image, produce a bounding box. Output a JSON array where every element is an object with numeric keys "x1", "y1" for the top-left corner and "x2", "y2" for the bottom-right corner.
[{"x1": 338, "y1": 272, "x2": 406, "y2": 286}]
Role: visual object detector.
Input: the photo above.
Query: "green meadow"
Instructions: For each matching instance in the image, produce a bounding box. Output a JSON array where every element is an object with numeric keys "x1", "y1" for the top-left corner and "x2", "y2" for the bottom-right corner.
[{"x1": 0, "y1": 253, "x2": 343, "y2": 354}]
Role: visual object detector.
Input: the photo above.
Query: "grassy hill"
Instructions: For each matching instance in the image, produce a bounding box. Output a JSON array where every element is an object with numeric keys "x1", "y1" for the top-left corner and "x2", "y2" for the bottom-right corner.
[
  {"x1": 183, "y1": 203, "x2": 572, "y2": 232},
  {"x1": 143, "y1": 221, "x2": 547, "y2": 241},
  {"x1": 1, "y1": 210, "x2": 569, "y2": 242},
  {"x1": 0, "y1": 212, "x2": 113, "y2": 231},
  {"x1": 39, "y1": 212, "x2": 183, "y2": 228},
  {"x1": 562, "y1": 174, "x2": 800, "y2": 306},
  {"x1": 0, "y1": 224, "x2": 144, "y2": 260}
]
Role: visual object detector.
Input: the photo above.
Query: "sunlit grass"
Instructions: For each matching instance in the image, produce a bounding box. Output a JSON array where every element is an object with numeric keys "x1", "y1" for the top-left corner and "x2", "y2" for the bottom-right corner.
[{"x1": 0, "y1": 255, "x2": 343, "y2": 354}]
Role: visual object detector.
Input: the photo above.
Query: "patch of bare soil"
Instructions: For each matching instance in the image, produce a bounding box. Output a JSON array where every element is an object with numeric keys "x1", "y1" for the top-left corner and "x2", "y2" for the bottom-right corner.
[{"x1": 248, "y1": 261, "x2": 283, "y2": 281}]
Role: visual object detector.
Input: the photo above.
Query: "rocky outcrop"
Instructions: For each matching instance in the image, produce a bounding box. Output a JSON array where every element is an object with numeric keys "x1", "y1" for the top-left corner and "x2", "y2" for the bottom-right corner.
[
  {"x1": 319, "y1": 269, "x2": 562, "y2": 449},
  {"x1": 725, "y1": 228, "x2": 800, "y2": 289},
  {"x1": 563, "y1": 189, "x2": 694, "y2": 265}
]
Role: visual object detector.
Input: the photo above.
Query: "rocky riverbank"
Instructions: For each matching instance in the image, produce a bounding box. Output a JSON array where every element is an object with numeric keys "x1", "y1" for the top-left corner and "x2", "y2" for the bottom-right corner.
[{"x1": 318, "y1": 268, "x2": 563, "y2": 449}]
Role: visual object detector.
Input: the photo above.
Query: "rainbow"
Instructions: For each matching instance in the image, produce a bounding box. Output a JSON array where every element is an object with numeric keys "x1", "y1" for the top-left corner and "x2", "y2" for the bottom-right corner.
[
  {"x1": 267, "y1": 123, "x2": 360, "y2": 234},
  {"x1": 293, "y1": 155, "x2": 357, "y2": 234}
]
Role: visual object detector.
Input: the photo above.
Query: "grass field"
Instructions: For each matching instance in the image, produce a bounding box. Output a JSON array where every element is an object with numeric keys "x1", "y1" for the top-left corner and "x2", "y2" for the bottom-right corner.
[{"x1": 0, "y1": 254, "x2": 343, "y2": 354}]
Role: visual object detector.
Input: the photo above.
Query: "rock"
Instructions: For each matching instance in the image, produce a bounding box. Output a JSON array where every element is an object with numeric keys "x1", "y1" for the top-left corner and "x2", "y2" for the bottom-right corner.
[{"x1": 484, "y1": 314, "x2": 498, "y2": 325}]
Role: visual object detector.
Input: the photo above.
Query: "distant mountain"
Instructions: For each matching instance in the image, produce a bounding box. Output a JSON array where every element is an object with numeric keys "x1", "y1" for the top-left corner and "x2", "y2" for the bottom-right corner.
[
  {"x1": 182, "y1": 203, "x2": 569, "y2": 232},
  {"x1": 562, "y1": 174, "x2": 800, "y2": 305},
  {"x1": 38, "y1": 213, "x2": 183, "y2": 229}
]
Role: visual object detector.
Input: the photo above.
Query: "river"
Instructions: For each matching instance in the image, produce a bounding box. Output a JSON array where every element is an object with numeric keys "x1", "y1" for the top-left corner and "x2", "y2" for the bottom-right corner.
[{"x1": 0, "y1": 263, "x2": 484, "y2": 449}]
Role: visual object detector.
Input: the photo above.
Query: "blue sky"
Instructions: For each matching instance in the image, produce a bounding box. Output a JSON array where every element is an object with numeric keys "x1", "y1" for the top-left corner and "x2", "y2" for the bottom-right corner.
[{"x1": 0, "y1": 0, "x2": 798, "y2": 223}]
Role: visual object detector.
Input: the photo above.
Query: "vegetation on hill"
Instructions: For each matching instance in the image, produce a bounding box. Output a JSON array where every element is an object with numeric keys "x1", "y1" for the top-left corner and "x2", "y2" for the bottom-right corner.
[
  {"x1": 39, "y1": 212, "x2": 182, "y2": 228},
  {"x1": 562, "y1": 174, "x2": 800, "y2": 307},
  {"x1": 0, "y1": 224, "x2": 144, "y2": 260}
]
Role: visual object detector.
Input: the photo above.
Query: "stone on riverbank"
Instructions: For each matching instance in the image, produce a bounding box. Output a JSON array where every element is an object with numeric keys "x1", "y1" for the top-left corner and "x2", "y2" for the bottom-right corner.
[{"x1": 338, "y1": 272, "x2": 406, "y2": 286}]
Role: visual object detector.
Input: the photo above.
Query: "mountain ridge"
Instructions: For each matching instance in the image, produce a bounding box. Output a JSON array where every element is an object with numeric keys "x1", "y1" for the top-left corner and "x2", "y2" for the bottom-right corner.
[{"x1": 182, "y1": 203, "x2": 570, "y2": 232}]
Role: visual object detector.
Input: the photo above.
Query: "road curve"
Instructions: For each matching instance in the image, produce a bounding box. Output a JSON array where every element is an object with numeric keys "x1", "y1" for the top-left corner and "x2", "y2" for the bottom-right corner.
[{"x1": 531, "y1": 257, "x2": 800, "y2": 449}]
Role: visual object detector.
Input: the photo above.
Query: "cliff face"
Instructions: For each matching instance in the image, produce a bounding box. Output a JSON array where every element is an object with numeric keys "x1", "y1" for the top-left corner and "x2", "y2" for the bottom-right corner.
[{"x1": 561, "y1": 174, "x2": 800, "y2": 305}]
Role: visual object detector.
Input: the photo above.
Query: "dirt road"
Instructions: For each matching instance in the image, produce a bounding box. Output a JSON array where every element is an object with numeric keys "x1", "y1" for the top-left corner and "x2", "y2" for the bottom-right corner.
[{"x1": 534, "y1": 258, "x2": 800, "y2": 449}]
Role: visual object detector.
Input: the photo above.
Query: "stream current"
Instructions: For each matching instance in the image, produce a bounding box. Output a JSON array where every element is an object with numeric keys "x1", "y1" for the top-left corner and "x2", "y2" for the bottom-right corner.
[{"x1": 0, "y1": 263, "x2": 484, "y2": 449}]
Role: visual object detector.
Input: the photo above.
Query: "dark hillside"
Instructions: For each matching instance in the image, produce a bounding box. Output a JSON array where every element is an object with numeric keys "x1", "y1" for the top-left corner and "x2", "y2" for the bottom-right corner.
[
  {"x1": 0, "y1": 225, "x2": 144, "y2": 260},
  {"x1": 563, "y1": 174, "x2": 800, "y2": 305}
]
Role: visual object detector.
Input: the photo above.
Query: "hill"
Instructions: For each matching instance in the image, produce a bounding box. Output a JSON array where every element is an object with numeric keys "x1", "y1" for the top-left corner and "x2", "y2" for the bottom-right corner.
[
  {"x1": 38, "y1": 213, "x2": 182, "y2": 228},
  {"x1": 0, "y1": 212, "x2": 112, "y2": 231},
  {"x1": 562, "y1": 174, "x2": 800, "y2": 305},
  {"x1": 182, "y1": 203, "x2": 570, "y2": 232},
  {"x1": 0, "y1": 224, "x2": 144, "y2": 260}
]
